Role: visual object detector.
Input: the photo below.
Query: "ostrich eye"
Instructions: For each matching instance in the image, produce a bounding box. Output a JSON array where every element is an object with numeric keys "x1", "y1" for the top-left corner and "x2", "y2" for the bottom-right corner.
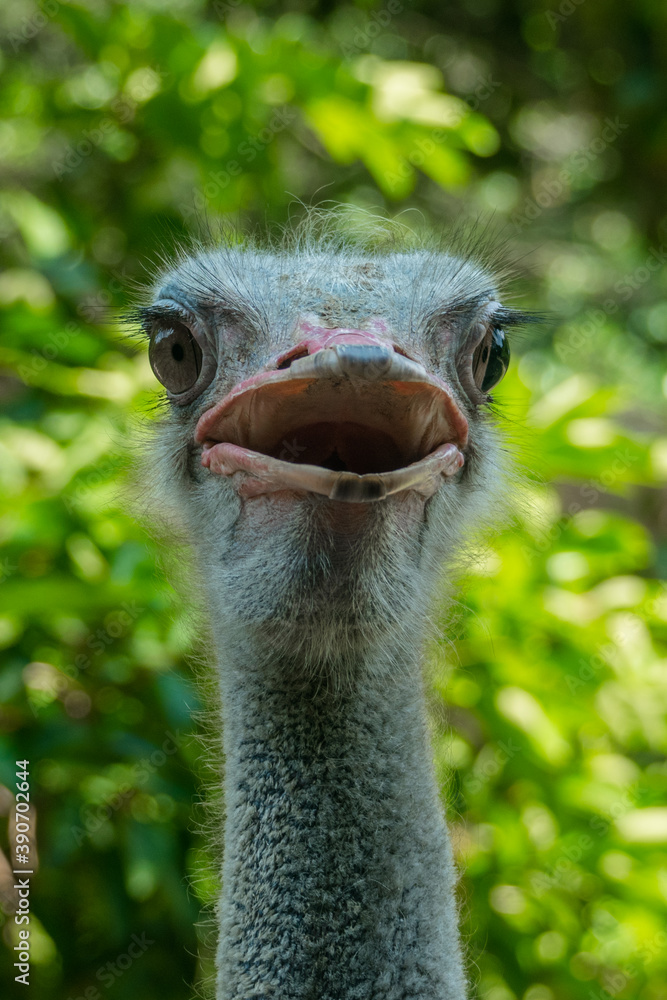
[
  {"x1": 149, "y1": 321, "x2": 202, "y2": 394},
  {"x1": 472, "y1": 326, "x2": 510, "y2": 392}
]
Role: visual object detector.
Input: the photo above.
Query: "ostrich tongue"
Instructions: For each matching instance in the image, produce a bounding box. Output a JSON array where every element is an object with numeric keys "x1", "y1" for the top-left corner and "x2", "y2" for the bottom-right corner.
[{"x1": 196, "y1": 345, "x2": 467, "y2": 502}]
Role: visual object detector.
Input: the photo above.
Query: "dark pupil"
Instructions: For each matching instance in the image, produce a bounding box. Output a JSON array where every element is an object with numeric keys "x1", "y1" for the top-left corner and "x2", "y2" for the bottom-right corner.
[
  {"x1": 476, "y1": 327, "x2": 509, "y2": 392},
  {"x1": 148, "y1": 321, "x2": 202, "y2": 396}
]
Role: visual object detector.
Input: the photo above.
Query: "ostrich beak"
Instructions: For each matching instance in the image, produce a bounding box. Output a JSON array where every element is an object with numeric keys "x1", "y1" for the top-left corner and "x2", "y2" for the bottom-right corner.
[{"x1": 195, "y1": 343, "x2": 467, "y2": 502}]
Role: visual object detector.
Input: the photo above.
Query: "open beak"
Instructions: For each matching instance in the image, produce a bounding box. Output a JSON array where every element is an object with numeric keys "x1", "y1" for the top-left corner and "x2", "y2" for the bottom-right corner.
[{"x1": 195, "y1": 342, "x2": 468, "y2": 503}]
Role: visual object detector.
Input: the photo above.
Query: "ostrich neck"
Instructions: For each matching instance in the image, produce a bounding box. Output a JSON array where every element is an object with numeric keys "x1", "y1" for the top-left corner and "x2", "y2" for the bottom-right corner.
[{"x1": 212, "y1": 626, "x2": 467, "y2": 1000}]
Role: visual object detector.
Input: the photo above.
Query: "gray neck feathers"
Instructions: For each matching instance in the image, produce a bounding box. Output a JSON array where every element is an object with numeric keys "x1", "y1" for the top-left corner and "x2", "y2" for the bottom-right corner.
[{"x1": 211, "y1": 622, "x2": 468, "y2": 1000}]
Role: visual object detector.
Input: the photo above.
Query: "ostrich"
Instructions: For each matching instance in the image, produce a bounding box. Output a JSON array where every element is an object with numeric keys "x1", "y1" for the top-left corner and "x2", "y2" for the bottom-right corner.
[{"x1": 139, "y1": 222, "x2": 523, "y2": 1000}]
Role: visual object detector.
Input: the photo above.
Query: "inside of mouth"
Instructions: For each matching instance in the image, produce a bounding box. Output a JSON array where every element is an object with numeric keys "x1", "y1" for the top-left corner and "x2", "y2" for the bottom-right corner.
[
  {"x1": 208, "y1": 379, "x2": 453, "y2": 476},
  {"x1": 267, "y1": 421, "x2": 403, "y2": 474}
]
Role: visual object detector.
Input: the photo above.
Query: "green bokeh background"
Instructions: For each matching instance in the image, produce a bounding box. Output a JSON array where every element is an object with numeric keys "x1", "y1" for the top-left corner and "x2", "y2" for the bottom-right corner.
[{"x1": 1, "y1": 2, "x2": 666, "y2": 999}]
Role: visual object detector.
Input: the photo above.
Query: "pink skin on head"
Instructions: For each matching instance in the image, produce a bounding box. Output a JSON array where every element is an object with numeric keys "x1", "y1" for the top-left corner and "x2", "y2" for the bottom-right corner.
[
  {"x1": 195, "y1": 320, "x2": 468, "y2": 448},
  {"x1": 196, "y1": 320, "x2": 405, "y2": 446},
  {"x1": 281, "y1": 315, "x2": 396, "y2": 357}
]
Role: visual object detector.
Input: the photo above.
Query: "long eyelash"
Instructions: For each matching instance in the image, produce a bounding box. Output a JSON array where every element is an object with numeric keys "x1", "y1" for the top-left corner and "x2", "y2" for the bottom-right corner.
[
  {"x1": 129, "y1": 304, "x2": 192, "y2": 340},
  {"x1": 492, "y1": 307, "x2": 547, "y2": 330}
]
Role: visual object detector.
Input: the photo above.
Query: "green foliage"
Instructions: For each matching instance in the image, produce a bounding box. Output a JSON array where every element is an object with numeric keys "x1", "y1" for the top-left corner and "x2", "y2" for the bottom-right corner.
[{"x1": 0, "y1": 2, "x2": 666, "y2": 999}]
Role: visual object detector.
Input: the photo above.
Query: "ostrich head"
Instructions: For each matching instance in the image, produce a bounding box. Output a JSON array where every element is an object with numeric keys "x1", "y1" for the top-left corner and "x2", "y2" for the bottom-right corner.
[{"x1": 140, "y1": 230, "x2": 523, "y2": 674}]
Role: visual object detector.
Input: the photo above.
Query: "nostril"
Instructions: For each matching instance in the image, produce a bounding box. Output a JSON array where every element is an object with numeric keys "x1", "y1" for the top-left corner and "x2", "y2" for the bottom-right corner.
[{"x1": 276, "y1": 346, "x2": 309, "y2": 370}]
